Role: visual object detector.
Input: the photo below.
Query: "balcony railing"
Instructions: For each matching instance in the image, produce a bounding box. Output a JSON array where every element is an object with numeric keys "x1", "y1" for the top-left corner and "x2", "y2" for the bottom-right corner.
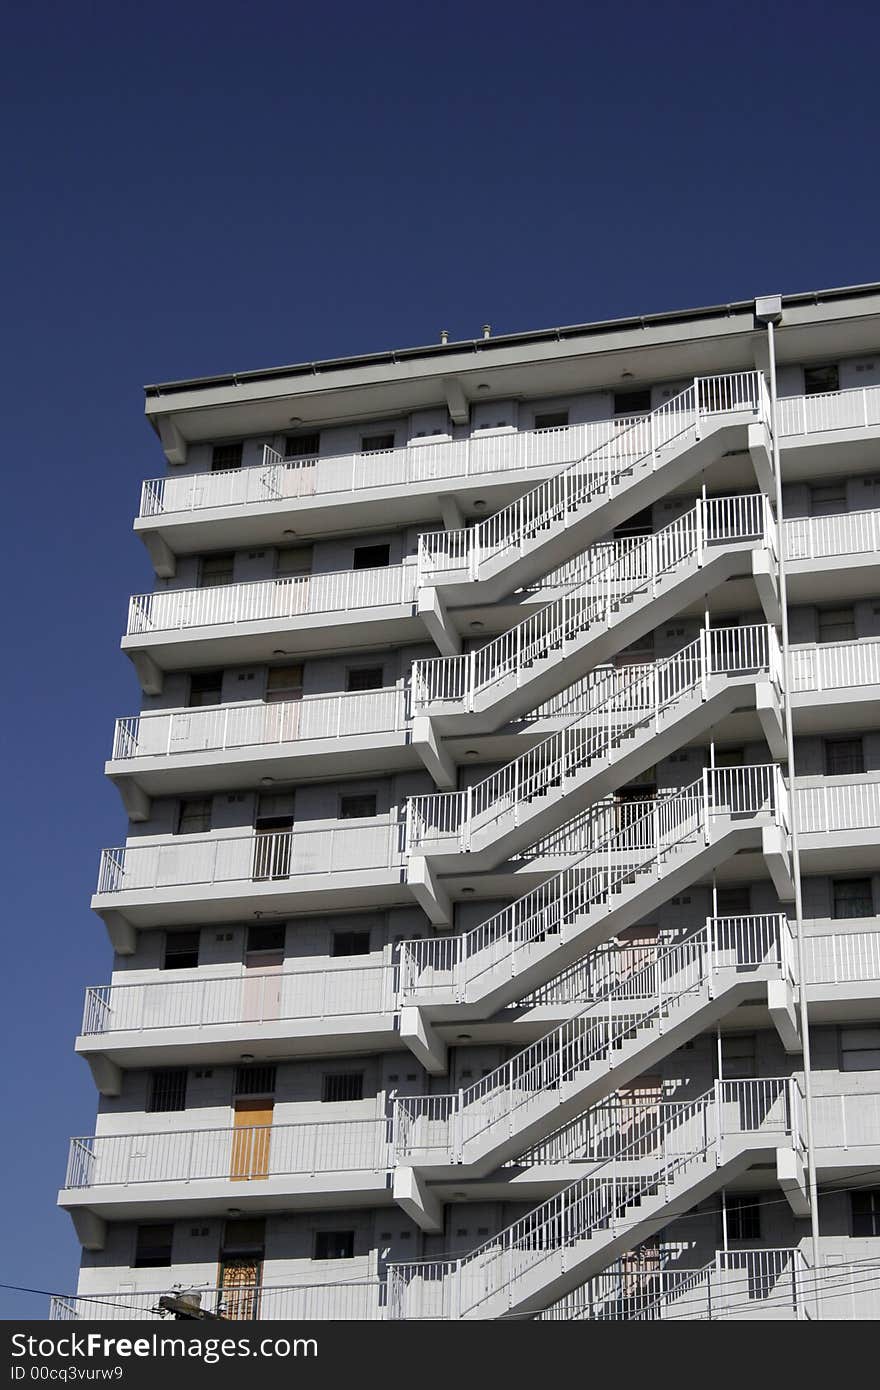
[
  {"x1": 798, "y1": 779, "x2": 880, "y2": 835},
  {"x1": 96, "y1": 820, "x2": 406, "y2": 895},
  {"x1": 784, "y1": 505, "x2": 880, "y2": 562},
  {"x1": 51, "y1": 1276, "x2": 384, "y2": 1321},
  {"x1": 64, "y1": 1116, "x2": 391, "y2": 1190},
  {"x1": 125, "y1": 564, "x2": 417, "y2": 637},
  {"x1": 111, "y1": 687, "x2": 408, "y2": 762},
  {"x1": 137, "y1": 381, "x2": 880, "y2": 525},
  {"x1": 790, "y1": 635, "x2": 880, "y2": 693},
  {"x1": 777, "y1": 383, "x2": 880, "y2": 437},
  {"x1": 81, "y1": 960, "x2": 398, "y2": 1036}
]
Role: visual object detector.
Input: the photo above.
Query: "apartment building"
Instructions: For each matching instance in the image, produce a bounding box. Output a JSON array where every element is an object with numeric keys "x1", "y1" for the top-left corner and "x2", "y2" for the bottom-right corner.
[{"x1": 55, "y1": 285, "x2": 880, "y2": 1321}]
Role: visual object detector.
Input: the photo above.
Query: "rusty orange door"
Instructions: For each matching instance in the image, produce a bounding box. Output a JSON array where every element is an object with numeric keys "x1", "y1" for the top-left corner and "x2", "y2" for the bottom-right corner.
[{"x1": 229, "y1": 1100, "x2": 273, "y2": 1181}]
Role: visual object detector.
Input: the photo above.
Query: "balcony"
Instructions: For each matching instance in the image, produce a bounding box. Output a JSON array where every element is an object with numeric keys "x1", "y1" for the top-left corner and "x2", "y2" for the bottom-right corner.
[
  {"x1": 121, "y1": 564, "x2": 421, "y2": 694},
  {"x1": 92, "y1": 820, "x2": 408, "y2": 942},
  {"x1": 784, "y1": 506, "x2": 880, "y2": 602},
  {"x1": 106, "y1": 687, "x2": 413, "y2": 813},
  {"x1": 51, "y1": 1275, "x2": 386, "y2": 1321},
  {"x1": 59, "y1": 1115, "x2": 392, "y2": 1232}
]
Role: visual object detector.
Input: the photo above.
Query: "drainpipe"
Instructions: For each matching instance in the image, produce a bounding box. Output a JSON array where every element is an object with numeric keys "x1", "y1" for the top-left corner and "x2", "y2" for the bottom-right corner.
[{"x1": 754, "y1": 295, "x2": 822, "y2": 1315}]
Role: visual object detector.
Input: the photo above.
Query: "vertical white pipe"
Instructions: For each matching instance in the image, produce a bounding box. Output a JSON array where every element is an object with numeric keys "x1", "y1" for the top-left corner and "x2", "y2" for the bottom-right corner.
[{"x1": 764, "y1": 317, "x2": 822, "y2": 1315}]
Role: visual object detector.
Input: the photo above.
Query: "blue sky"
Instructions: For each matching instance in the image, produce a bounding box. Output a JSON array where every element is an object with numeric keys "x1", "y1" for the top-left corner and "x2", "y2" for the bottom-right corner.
[{"x1": 1, "y1": 0, "x2": 879, "y2": 1318}]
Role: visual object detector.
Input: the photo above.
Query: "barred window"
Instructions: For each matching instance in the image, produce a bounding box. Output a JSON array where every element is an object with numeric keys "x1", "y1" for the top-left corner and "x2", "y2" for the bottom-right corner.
[
  {"x1": 147, "y1": 1069, "x2": 187, "y2": 1112},
  {"x1": 824, "y1": 737, "x2": 864, "y2": 776},
  {"x1": 726, "y1": 1195, "x2": 760, "y2": 1241},
  {"x1": 199, "y1": 553, "x2": 235, "y2": 588},
  {"x1": 284, "y1": 432, "x2": 320, "y2": 458},
  {"x1": 852, "y1": 1191, "x2": 880, "y2": 1236},
  {"x1": 234, "y1": 1064, "x2": 277, "y2": 1097},
  {"x1": 832, "y1": 879, "x2": 873, "y2": 920},
  {"x1": 211, "y1": 443, "x2": 243, "y2": 472},
  {"x1": 322, "y1": 1073, "x2": 363, "y2": 1103}
]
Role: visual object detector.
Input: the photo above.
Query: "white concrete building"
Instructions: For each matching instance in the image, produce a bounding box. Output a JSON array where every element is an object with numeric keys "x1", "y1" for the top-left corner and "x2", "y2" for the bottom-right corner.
[{"x1": 56, "y1": 285, "x2": 880, "y2": 1321}]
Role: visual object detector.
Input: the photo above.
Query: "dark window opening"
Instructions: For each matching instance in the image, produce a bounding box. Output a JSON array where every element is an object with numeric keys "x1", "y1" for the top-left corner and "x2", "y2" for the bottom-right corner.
[
  {"x1": 162, "y1": 930, "x2": 200, "y2": 970},
  {"x1": 188, "y1": 671, "x2": 223, "y2": 707},
  {"x1": 726, "y1": 1195, "x2": 761, "y2": 1241},
  {"x1": 804, "y1": 364, "x2": 840, "y2": 396},
  {"x1": 284, "y1": 432, "x2": 320, "y2": 458},
  {"x1": 322, "y1": 1073, "x2": 364, "y2": 1103},
  {"x1": 346, "y1": 666, "x2": 384, "y2": 692},
  {"x1": 534, "y1": 411, "x2": 569, "y2": 430},
  {"x1": 234, "y1": 1064, "x2": 277, "y2": 1097},
  {"x1": 817, "y1": 607, "x2": 856, "y2": 643},
  {"x1": 247, "y1": 923, "x2": 286, "y2": 953},
  {"x1": 851, "y1": 1191, "x2": 880, "y2": 1236},
  {"x1": 339, "y1": 793, "x2": 377, "y2": 820},
  {"x1": 332, "y1": 931, "x2": 371, "y2": 957},
  {"x1": 352, "y1": 543, "x2": 390, "y2": 570},
  {"x1": 613, "y1": 388, "x2": 652, "y2": 415},
  {"x1": 134, "y1": 1224, "x2": 174, "y2": 1268},
  {"x1": 176, "y1": 798, "x2": 212, "y2": 835},
  {"x1": 314, "y1": 1230, "x2": 355, "y2": 1260},
  {"x1": 211, "y1": 443, "x2": 243, "y2": 472},
  {"x1": 147, "y1": 1069, "x2": 188, "y2": 1112},
  {"x1": 361, "y1": 433, "x2": 395, "y2": 452},
  {"x1": 824, "y1": 737, "x2": 865, "y2": 776},
  {"x1": 833, "y1": 879, "x2": 874, "y2": 920},
  {"x1": 199, "y1": 553, "x2": 235, "y2": 588}
]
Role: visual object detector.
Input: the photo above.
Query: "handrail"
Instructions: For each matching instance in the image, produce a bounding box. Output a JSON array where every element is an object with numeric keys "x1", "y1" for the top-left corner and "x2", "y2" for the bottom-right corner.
[
  {"x1": 406, "y1": 625, "x2": 779, "y2": 852},
  {"x1": 412, "y1": 493, "x2": 773, "y2": 712},
  {"x1": 399, "y1": 765, "x2": 788, "y2": 1002}
]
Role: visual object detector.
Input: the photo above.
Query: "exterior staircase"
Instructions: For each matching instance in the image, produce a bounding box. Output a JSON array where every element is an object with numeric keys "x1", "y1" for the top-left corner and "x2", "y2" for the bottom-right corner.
[
  {"x1": 418, "y1": 372, "x2": 769, "y2": 606},
  {"x1": 412, "y1": 494, "x2": 777, "y2": 732},
  {"x1": 406, "y1": 625, "x2": 782, "y2": 871}
]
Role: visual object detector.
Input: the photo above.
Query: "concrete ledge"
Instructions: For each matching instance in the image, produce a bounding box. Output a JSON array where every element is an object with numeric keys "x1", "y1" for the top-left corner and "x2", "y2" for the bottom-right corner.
[
  {"x1": 418, "y1": 586, "x2": 462, "y2": 657},
  {"x1": 406, "y1": 854, "x2": 453, "y2": 927},
  {"x1": 756, "y1": 680, "x2": 786, "y2": 761},
  {"x1": 115, "y1": 778, "x2": 151, "y2": 823},
  {"x1": 752, "y1": 548, "x2": 781, "y2": 626},
  {"x1": 768, "y1": 977, "x2": 801, "y2": 1053},
  {"x1": 130, "y1": 650, "x2": 164, "y2": 696},
  {"x1": 392, "y1": 1165, "x2": 444, "y2": 1233},
  {"x1": 102, "y1": 911, "x2": 137, "y2": 956},
  {"x1": 412, "y1": 715, "x2": 457, "y2": 790},
  {"x1": 85, "y1": 1054, "x2": 123, "y2": 1097},
  {"x1": 762, "y1": 824, "x2": 795, "y2": 900},
  {"x1": 142, "y1": 532, "x2": 177, "y2": 579},
  {"x1": 400, "y1": 1007, "x2": 448, "y2": 1075},
  {"x1": 777, "y1": 1146, "x2": 810, "y2": 1217},
  {"x1": 68, "y1": 1208, "x2": 107, "y2": 1252},
  {"x1": 748, "y1": 420, "x2": 774, "y2": 496}
]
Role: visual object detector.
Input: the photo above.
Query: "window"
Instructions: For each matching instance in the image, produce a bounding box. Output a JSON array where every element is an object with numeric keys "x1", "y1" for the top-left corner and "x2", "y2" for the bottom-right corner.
[
  {"x1": 613, "y1": 388, "x2": 651, "y2": 415},
  {"x1": 234, "y1": 1064, "x2": 277, "y2": 1097},
  {"x1": 613, "y1": 506, "x2": 653, "y2": 539},
  {"x1": 716, "y1": 886, "x2": 751, "y2": 918},
  {"x1": 322, "y1": 1073, "x2": 364, "y2": 1103},
  {"x1": 134, "y1": 1224, "x2": 174, "y2": 1268},
  {"x1": 714, "y1": 747, "x2": 746, "y2": 768},
  {"x1": 352, "y1": 543, "x2": 390, "y2": 570},
  {"x1": 339, "y1": 793, "x2": 377, "y2": 820},
  {"x1": 211, "y1": 443, "x2": 243, "y2": 472},
  {"x1": 804, "y1": 363, "x2": 839, "y2": 396},
  {"x1": 824, "y1": 737, "x2": 865, "y2": 776},
  {"x1": 188, "y1": 671, "x2": 223, "y2": 707},
  {"x1": 346, "y1": 666, "x2": 384, "y2": 692},
  {"x1": 726, "y1": 1195, "x2": 761, "y2": 1241},
  {"x1": 284, "y1": 432, "x2": 320, "y2": 458},
  {"x1": 810, "y1": 482, "x2": 846, "y2": 517},
  {"x1": 147, "y1": 1069, "x2": 188, "y2": 1112},
  {"x1": 361, "y1": 432, "x2": 395, "y2": 452},
  {"x1": 253, "y1": 795, "x2": 294, "y2": 881},
  {"x1": 721, "y1": 1033, "x2": 756, "y2": 1079},
  {"x1": 534, "y1": 411, "x2": 569, "y2": 430},
  {"x1": 332, "y1": 930, "x2": 371, "y2": 957},
  {"x1": 162, "y1": 930, "x2": 200, "y2": 970},
  {"x1": 199, "y1": 553, "x2": 235, "y2": 588},
  {"x1": 833, "y1": 878, "x2": 874, "y2": 919},
  {"x1": 176, "y1": 797, "x2": 212, "y2": 835},
  {"x1": 275, "y1": 547, "x2": 312, "y2": 577},
  {"x1": 841, "y1": 1027, "x2": 880, "y2": 1071},
  {"x1": 314, "y1": 1230, "x2": 355, "y2": 1260},
  {"x1": 247, "y1": 923, "x2": 286, "y2": 953},
  {"x1": 264, "y1": 664, "x2": 303, "y2": 703},
  {"x1": 817, "y1": 606, "x2": 856, "y2": 643},
  {"x1": 852, "y1": 1191, "x2": 880, "y2": 1236}
]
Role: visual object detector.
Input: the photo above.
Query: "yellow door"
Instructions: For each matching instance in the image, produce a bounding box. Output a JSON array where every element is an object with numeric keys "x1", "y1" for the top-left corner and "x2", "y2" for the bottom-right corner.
[{"x1": 229, "y1": 1100, "x2": 273, "y2": 1181}]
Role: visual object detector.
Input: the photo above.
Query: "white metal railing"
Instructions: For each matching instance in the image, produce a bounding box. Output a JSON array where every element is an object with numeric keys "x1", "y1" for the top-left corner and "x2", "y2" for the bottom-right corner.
[
  {"x1": 412, "y1": 493, "x2": 772, "y2": 713},
  {"x1": 540, "y1": 1247, "x2": 813, "y2": 1321},
  {"x1": 80, "y1": 960, "x2": 398, "y2": 1036},
  {"x1": 111, "y1": 687, "x2": 407, "y2": 761},
  {"x1": 399, "y1": 765, "x2": 788, "y2": 1003},
  {"x1": 96, "y1": 820, "x2": 405, "y2": 895},
  {"x1": 406, "y1": 625, "x2": 779, "y2": 852},
  {"x1": 417, "y1": 374, "x2": 766, "y2": 581},
  {"x1": 125, "y1": 564, "x2": 417, "y2": 637},
  {"x1": 50, "y1": 1277, "x2": 384, "y2": 1321},
  {"x1": 777, "y1": 383, "x2": 880, "y2": 438},
  {"x1": 394, "y1": 915, "x2": 792, "y2": 1164},
  {"x1": 790, "y1": 635, "x2": 880, "y2": 693},
  {"x1": 797, "y1": 780, "x2": 880, "y2": 835},
  {"x1": 64, "y1": 1116, "x2": 391, "y2": 1189},
  {"x1": 386, "y1": 1077, "x2": 803, "y2": 1320},
  {"x1": 784, "y1": 505, "x2": 880, "y2": 562},
  {"x1": 136, "y1": 380, "x2": 880, "y2": 524}
]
